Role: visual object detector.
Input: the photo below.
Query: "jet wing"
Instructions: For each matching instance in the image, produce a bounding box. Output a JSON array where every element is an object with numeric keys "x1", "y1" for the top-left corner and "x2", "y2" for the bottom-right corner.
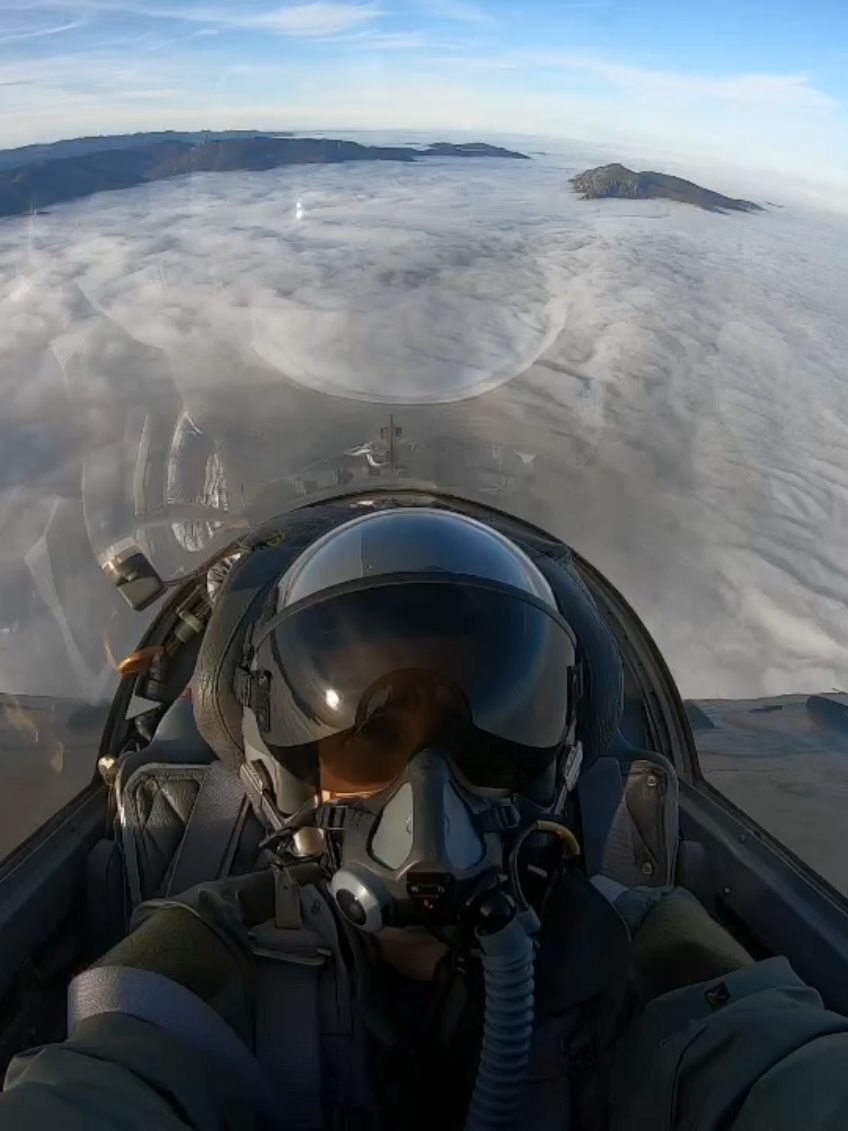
[
  {"x1": 0, "y1": 693, "x2": 108, "y2": 859},
  {"x1": 686, "y1": 692, "x2": 848, "y2": 894}
]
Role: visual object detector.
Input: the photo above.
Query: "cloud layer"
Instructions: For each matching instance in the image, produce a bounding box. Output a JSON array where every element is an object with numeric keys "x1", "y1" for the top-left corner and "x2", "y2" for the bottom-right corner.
[{"x1": 2, "y1": 151, "x2": 848, "y2": 709}]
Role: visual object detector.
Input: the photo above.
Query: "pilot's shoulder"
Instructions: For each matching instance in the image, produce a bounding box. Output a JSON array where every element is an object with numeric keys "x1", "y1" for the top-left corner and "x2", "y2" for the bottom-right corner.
[
  {"x1": 1, "y1": 1013, "x2": 259, "y2": 1131},
  {"x1": 611, "y1": 957, "x2": 848, "y2": 1131}
]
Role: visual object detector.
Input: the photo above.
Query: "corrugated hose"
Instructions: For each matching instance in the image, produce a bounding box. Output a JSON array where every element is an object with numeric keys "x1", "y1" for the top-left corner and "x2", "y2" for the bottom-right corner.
[{"x1": 464, "y1": 908, "x2": 538, "y2": 1131}]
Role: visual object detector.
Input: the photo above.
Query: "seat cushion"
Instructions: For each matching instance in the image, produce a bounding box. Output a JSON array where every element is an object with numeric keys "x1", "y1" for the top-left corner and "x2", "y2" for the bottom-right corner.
[{"x1": 119, "y1": 764, "x2": 208, "y2": 906}]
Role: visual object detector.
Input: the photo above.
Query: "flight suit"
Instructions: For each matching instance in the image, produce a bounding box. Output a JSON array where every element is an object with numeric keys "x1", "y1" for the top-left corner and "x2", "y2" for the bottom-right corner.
[{"x1": 0, "y1": 883, "x2": 847, "y2": 1131}]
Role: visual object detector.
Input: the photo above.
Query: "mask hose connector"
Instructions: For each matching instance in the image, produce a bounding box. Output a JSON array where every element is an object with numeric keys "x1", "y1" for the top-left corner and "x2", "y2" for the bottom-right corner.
[{"x1": 464, "y1": 893, "x2": 538, "y2": 1131}]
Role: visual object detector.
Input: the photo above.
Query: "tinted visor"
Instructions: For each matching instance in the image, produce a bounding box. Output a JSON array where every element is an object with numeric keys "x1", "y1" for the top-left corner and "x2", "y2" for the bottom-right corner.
[{"x1": 253, "y1": 578, "x2": 577, "y2": 792}]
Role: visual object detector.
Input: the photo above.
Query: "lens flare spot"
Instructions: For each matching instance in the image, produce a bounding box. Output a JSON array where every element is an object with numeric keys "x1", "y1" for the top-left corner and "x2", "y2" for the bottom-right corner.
[{"x1": 50, "y1": 741, "x2": 65, "y2": 775}]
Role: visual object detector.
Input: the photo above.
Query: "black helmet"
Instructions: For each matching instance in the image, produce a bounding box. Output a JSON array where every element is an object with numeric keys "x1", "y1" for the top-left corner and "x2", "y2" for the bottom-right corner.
[{"x1": 241, "y1": 507, "x2": 579, "y2": 800}]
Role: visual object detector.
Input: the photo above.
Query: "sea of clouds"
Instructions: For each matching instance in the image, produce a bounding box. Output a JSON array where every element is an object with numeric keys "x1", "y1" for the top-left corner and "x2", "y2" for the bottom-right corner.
[{"x1": 2, "y1": 146, "x2": 848, "y2": 703}]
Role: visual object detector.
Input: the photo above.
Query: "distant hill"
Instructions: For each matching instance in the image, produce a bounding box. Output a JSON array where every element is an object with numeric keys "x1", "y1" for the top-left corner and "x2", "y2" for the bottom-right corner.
[
  {"x1": 570, "y1": 163, "x2": 763, "y2": 213},
  {"x1": 0, "y1": 134, "x2": 529, "y2": 219},
  {"x1": 423, "y1": 142, "x2": 530, "y2": 159},
  {"x1": 0, "y1": 130, "x2": 292, "y2": 172}
]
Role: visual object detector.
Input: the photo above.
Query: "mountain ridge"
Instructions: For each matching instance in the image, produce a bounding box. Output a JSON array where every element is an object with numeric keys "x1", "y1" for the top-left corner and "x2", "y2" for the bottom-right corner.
[
  {"x1": 570, "y1": 163, "x2": 763, "y2": 213},
  {"x1": 0, "y1": 130, "x2": 293, "y2": 172},
  {"x1": 0, "y1": 134, "x2": 529, "y2": 220}
]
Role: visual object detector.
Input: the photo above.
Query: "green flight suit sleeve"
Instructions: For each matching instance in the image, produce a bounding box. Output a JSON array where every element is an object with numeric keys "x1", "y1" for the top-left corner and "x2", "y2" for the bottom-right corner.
[
  {"x1": 602, "y1": 886, "x2": 848, "y2": 1131},
  {"x1": 0, "y1": 873, "x2": 278, "y2": 1131},
  {"x1": 0, "y1": 1013, "x2": 261, "y2": 1131},
  {"x1": 733, "y1": 1032, "x2": 848, "y2": 1131},
  {"x1": 3, "y1": 876, "x2": 848, "y2": 1131},
  {"x1": 609, "y1": 956, "x2": 848, "y2": 1131}
]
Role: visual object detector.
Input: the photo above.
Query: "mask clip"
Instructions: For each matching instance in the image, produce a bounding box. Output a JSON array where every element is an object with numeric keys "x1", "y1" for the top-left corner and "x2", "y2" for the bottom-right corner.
[
  {"x1": 314, "y1": 803, "x2": 377, "y2": 834},
  {"x1": 473, "y1": 801, "x2": 522, "y2": 834}
]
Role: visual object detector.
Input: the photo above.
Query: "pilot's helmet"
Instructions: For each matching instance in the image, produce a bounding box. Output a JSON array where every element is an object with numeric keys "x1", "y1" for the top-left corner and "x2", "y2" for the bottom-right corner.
[{"x1": 241, "y1": 507, "x2": 580, "y2": 805}]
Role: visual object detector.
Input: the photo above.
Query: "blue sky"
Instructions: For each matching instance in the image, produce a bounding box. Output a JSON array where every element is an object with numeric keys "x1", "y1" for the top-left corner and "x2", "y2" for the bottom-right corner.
[{"x1": 1, "y1": 1, "x2": 847, "y2": 183}]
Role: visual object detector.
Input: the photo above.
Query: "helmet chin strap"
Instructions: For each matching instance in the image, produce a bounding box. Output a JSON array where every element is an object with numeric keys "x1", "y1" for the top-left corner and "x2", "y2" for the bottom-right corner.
[{"x1": 241, "y1": 708, "x2": 326, "y2": 856}]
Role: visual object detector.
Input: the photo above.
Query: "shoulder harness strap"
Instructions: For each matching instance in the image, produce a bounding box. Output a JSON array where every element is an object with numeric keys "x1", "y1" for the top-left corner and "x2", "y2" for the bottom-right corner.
[
  {"x1": 252, "y1": 866, "x2": 381, "y2": 1130},
  {"x1": 164, "y1": 761, "x2": 249, "y2": 898}
]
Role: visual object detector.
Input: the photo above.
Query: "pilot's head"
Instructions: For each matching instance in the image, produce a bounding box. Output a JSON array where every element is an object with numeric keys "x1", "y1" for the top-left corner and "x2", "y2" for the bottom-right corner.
[{"x1": 237, "y1": 508, "x2": 581, "y2": 967}]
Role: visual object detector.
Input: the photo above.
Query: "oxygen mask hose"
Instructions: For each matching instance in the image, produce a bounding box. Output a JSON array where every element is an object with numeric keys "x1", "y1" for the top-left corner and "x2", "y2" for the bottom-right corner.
[{"x1": 464, "y1": 892, "x2": 538, "y2": 1131}]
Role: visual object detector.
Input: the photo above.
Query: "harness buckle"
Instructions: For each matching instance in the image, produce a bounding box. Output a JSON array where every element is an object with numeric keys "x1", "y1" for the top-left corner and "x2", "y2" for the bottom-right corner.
[{"x1": 475, "y1": 801, "x2": 522, "y2": 834}]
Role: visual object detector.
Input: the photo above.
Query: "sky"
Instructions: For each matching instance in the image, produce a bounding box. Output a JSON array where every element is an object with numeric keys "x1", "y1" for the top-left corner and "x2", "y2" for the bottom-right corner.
[{"x1": 1, "y1": 1, "x2": 848, "y2": 188}]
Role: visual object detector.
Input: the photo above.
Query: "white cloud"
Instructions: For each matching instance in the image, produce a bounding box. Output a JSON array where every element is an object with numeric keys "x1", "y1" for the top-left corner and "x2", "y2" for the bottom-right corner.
[
  {"x1": 116, "y1": 86, "x2": 184, "y2": 98},
  {"x1": 0, "y1": 20, "x2": 81, "y2": 45},
  {"x1": 416, "y1": 0, "x2": 604, "y2": 14},
  {"x1": 141, "y1": 27, "x2": 221, "y2": 52},
  {"x1": 340, "y1": 30, "x2": 430, "y2": 50},
  {"x1": 234, "y1": 3, "x2": 381, "y2": 36},
  {"x1": 520, "y1": 50, "x2": 837, "y2": 111},
  {"x1": 1, "y1": 1, "x2": 382, "y2": 38},
  {"x1": 416, "y1": 0, "x2": 492, "y2": 23}
]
